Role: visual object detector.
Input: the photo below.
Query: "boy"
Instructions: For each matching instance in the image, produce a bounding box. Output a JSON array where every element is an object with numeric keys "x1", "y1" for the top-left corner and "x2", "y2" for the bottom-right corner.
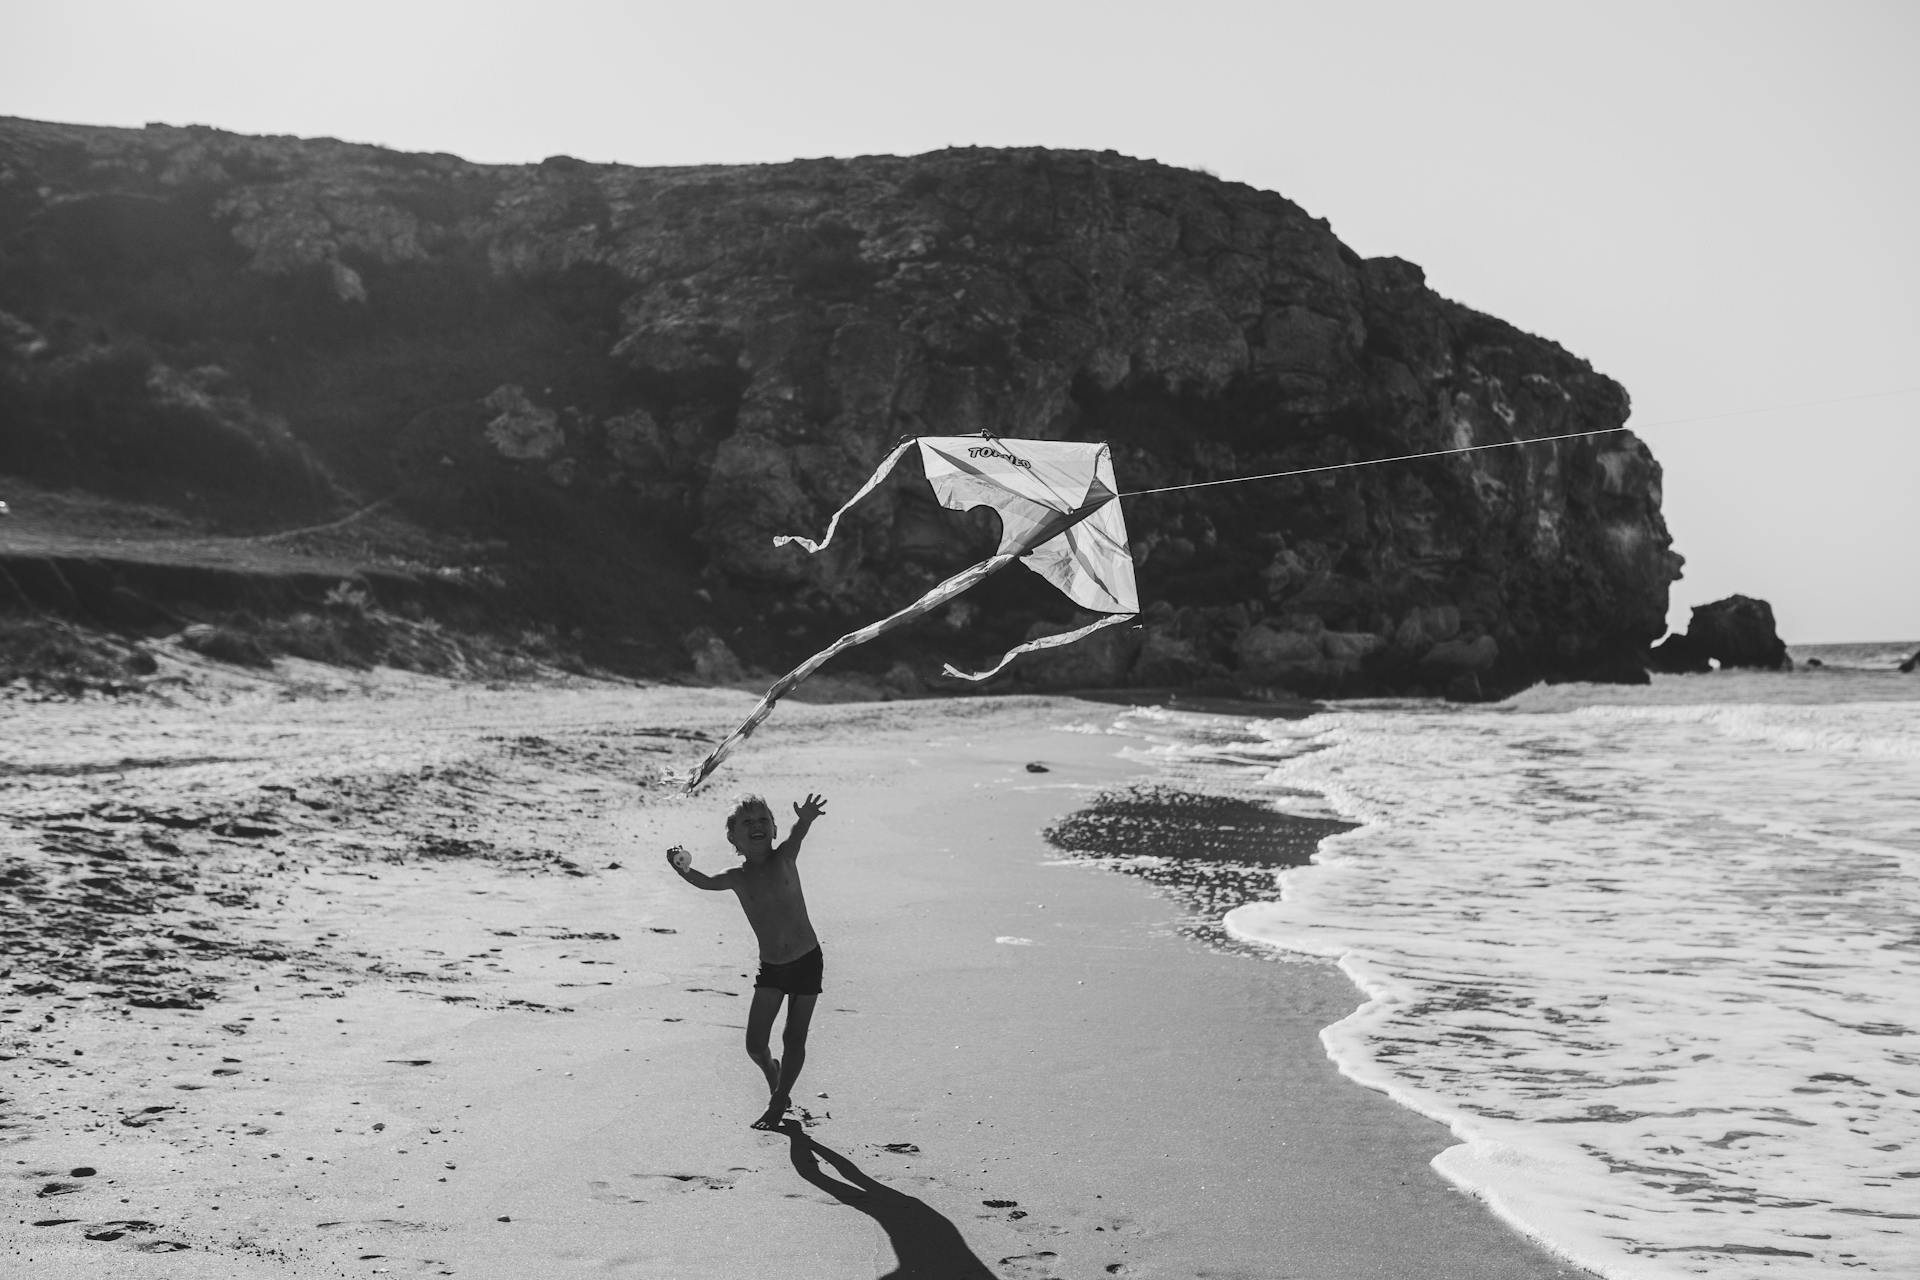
[{"x1": 667, "y1": 791, "x2": 828, "y2": 1129}]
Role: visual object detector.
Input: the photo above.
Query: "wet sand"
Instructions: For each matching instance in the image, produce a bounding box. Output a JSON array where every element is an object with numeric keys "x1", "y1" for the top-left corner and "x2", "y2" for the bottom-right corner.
[{"x1": 2, "y1": 653, "x2": 1592, "y2": 1277}]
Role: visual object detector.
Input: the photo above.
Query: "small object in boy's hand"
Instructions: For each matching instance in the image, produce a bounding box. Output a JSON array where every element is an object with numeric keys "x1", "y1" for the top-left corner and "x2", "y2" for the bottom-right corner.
[{"x1": 668, "y1": 846, "x2": 691, "y2": 873}]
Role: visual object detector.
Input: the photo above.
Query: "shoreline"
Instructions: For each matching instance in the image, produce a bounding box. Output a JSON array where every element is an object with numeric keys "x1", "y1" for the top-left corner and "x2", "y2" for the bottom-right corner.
[
  {"x1": 3, "y1": 674, "x2": 1589, "y2": 1277},
  {"x1": 1215, "y1": 683, "x2": 1920, "y2": 1279}
]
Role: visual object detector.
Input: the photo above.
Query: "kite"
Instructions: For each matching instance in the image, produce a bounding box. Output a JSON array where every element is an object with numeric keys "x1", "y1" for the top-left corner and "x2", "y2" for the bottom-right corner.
[{"x1": 684, "y1": 435, "x2": 1138, "y2": 792}]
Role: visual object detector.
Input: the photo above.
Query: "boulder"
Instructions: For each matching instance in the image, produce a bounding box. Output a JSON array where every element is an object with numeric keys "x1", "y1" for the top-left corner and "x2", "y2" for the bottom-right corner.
[
  {"x1": 1900, "y1": 649, "x2": 1917, "y2": 674},
  {"x1": 1393, "y1": 605, "x2": 1462, "y2": 651},
  {"x1": 482, "y1": 385, "x2": 563, "y2": 462},
  {"x1": 1233, "y1": 624, "x2": 1324, "y2": 684},
  {"x1": 1260, "y1": 547, "x2": 1311, "y2": 599},
  {"x1": 1655, "y1": 595, "x2": 1789, "y2": 672},
  {"x1": 603, "y1": 408, "x2": 668, "y2": 471},
  {"x1": 1419, "y1": 634, "x2": 1499, "y2": 675},
  {"x1": 1131, "y1": 627, "x2": 1209, "y2": 686},
  {"x1": 881, "y1": 661, "x2": 924, "y2": 697},
  {"x1": 1689, "y1": 596, "x2": 1789, "y2": 670},
  {"x1": 1321, "y1": 630, "x2": 1386, "y2": 670},
  {"x1": 683, "y1": 626, "x2": 746, "y2": 684},
  {"x1": 177, "y1": 623, "x2": 272, "y2": 668}
]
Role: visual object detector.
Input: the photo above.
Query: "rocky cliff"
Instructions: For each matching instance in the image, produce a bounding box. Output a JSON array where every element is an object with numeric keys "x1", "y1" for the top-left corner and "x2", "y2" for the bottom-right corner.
[{"x1": 0, "y1": 117, "x2": 1681, "y2": 696}]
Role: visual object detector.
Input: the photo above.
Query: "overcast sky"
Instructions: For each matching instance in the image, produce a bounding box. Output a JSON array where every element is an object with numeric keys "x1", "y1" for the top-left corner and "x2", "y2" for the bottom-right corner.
[{"x1": 4, "y1": 0, "x2": 1915, "y2": 642}]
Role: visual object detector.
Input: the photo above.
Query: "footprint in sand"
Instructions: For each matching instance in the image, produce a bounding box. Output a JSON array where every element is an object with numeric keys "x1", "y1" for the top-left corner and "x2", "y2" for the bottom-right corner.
[
  {"x1": 997, "y1": 1249, "x2": 1059, "y2": 1278},
  {"x1": 315, "y1": 1217, "x2": 436, "y2": 1233},
  {"x1": 586, "y1": 1180, "x2": 647, "y2": 1206},
  {"x1": 631, "y1": 1170, "x2": 744, "y2": 1193},
  {"x1": 82, "y1": 1219, "x2": 158, "y2": 1242},
  {"x1": 349, "y1": 1256, "x2": 452, "y2": 1276}
]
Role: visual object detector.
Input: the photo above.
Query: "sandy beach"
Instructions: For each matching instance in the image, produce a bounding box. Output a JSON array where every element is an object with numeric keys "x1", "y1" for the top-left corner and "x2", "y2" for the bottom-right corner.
[{"x1": 2, "y1": 655, "x2": 1591, "y2": 1278}]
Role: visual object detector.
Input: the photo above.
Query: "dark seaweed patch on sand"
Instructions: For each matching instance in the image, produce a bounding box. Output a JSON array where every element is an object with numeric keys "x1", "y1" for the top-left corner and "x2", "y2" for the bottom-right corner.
[
  {"x1": 0, "y1": 751, "x2": 611, "y2": 1018},
  {"x1": 0, "y1": 799, "x2": 313, "y2": 1008},
  {"x1": 1045, "y1": 784, "x2": 1355, "y2": 956}
]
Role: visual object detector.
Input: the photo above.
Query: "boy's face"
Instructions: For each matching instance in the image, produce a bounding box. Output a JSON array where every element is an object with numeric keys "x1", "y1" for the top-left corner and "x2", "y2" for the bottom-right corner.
[{"x1": 728, "y1": 803, "x2": 776, "y2": 858}]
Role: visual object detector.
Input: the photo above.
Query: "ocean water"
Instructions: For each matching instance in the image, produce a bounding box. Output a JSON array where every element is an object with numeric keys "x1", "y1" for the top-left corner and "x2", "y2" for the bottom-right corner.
[
  {"x1": 1791, "y1": 641, "x2": 1918, "y2": 672},
  {"x1": 1100, "y1": 665, "x2": 1920, "y2": 1279}
]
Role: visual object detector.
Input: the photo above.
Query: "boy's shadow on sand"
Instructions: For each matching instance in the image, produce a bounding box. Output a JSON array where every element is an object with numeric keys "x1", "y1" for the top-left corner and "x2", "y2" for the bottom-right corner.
[{"x1": 779, "y1": 1121, "x2": 997, "y2": 1280}]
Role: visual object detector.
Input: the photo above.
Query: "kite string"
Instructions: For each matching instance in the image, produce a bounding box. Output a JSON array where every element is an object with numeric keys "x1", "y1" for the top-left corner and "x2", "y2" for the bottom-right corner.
[
  {"x1": 1116, "y1": 384, "x2": 1920, "y2": 499},
  {"x1": 1119, "y1": 426, "x2": 1627, "y2": 498}
]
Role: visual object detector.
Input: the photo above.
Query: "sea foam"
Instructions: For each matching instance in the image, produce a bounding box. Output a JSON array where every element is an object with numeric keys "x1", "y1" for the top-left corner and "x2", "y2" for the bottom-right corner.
[{"x1": 1121, "y1": 678, "x2": 1920, "y2": 1278}]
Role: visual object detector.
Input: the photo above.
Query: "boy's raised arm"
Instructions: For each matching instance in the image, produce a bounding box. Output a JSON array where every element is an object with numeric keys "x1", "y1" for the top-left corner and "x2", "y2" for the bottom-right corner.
[{"x1": 779, "y1": 792, "x2": 828, "y2": 858}]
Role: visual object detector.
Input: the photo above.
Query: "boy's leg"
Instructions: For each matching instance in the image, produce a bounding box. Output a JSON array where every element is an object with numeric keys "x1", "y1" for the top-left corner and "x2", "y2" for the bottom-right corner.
[
  {"x1": 745, "y1": 987, "x2": 784, "y2": 1097},
  {"x1": 774, "y1": 993, "x2": 817, "y2": 1102},
  {"x1": 751, "y1": 993, "x2": 816, "y2": 1130}
]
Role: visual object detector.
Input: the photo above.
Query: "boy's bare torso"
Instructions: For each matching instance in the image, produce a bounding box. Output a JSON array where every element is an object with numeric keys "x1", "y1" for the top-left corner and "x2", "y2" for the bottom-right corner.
[
  {"x1": 727, "y1": 854, "x2": 817, "y2": 964},
  {"x1": 670, "y1": 794, "x2": 827, "y2": 964}
]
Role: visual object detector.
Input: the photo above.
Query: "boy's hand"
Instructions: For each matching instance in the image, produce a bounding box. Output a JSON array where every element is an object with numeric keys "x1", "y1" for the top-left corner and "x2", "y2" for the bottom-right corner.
[
  {"x1": 667, "y1": 846, "x2": 692, "y2": 874},
  {"x1": 793, "y1": 793, "x2": 827, "y2": 824}
]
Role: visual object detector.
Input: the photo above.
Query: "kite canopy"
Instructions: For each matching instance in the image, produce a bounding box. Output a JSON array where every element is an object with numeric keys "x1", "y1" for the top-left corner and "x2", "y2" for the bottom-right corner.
[{"x1": 684, "y1": 435, "x2": 1138, "y2": 792}]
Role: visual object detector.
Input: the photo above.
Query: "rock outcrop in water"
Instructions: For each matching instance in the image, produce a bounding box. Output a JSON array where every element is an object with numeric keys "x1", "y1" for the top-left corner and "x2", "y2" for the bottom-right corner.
[
  {"x1": 1648, "y1": 594, "x2": 1790, "y2": 673},
  {"x1": 0, "y1": 117, "x2": 1682, "y2": 695}
]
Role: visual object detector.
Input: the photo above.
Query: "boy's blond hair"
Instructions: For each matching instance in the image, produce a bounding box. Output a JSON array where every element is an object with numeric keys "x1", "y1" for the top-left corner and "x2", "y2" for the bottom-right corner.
[{"x1": 726, "y1": 793, "x2": 771, "y2": 836}]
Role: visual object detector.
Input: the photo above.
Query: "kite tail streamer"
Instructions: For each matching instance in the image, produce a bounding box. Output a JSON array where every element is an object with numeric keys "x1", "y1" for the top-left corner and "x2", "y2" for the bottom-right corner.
[
  {"x1": 684, "y1": 550, "x2": 1020, "y2": 793},
  {"x1": 941, "y1": 610, "x2": 1137, "y2": 682},
  {"x1": 771, "y1": 438, "x2": 917, "y2": 554}
]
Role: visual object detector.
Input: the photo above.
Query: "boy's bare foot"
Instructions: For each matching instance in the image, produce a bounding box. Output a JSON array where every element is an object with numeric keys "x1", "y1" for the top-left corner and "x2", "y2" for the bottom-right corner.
[{"x1": 750, "y1": 1093, "x2": 790, "y2": 1130}]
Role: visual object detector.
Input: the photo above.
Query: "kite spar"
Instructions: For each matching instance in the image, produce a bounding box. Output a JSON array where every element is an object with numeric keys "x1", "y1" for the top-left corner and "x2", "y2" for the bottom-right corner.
[{"x1": 684, "y1": 435, "x2": 1139, "y2": 793}]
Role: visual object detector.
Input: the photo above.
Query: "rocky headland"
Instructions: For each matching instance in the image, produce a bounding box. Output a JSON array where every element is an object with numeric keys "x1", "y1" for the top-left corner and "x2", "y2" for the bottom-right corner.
[{"x1": 0, "y1": 116, "x2": 1681, "y2": 698}]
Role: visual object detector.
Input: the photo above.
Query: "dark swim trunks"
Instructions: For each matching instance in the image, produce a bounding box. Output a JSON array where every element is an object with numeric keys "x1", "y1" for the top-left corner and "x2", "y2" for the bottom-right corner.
[{"x1": 755, "y1": 945, "x2": 824, "y2": 996}]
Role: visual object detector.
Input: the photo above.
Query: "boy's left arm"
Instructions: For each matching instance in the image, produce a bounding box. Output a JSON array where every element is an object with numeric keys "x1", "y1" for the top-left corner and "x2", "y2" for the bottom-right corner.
[{"x1": 778, "y1": 792, "x2": 828, "y2": 858}]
